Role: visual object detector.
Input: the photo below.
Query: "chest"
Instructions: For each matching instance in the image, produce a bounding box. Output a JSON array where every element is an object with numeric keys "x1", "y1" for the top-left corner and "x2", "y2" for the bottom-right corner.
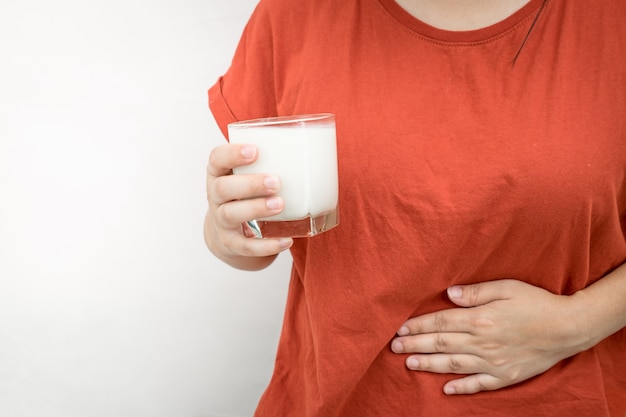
[{"x1": 278, "y1": 5, "x2": 625, "y2": 225}]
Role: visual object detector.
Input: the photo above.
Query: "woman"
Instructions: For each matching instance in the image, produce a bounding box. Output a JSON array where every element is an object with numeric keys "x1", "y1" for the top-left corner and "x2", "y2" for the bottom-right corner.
[{"x1": 205, "y1": 0, "x2": 626, "y2": 415}]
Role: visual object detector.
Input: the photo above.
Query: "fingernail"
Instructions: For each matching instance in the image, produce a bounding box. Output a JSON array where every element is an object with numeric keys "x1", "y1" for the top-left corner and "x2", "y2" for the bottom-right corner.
[
  {"x1": 391, "y1": 340, "x2": 403, "y2": 353},
  {"x1": 263, "y1": 175, "x2": 279, "y2": 190},
  {"x1": 397, "y1": 326, "x2": 410, "y2": 336},
  {"x1": 278, "y1": 238, "x2": 292, "y2": 250},
  {"x1": 448, "y1": 286, "x2": 462, "y2": 299},
  {"x1": 266, "y1": 196, "x2": 282, "y2": 210},
  {"x1": 444, "y1": 386, "x2": 456, "y2": 395},
  {"x1": 241, "y1": 145, "x2": 256, "y2": 159},
  {"x1": 407, "y1": 357, "x2": 419, "y2": 369}
]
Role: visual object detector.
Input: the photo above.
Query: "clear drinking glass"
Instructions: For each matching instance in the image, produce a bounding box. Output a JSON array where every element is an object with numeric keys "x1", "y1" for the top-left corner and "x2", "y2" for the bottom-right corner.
[{"x1": 228, "y1": 113, "x2": 339, "y2": 238}]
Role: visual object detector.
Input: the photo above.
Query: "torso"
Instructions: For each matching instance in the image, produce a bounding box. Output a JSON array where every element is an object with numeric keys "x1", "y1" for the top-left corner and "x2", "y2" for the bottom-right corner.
[{"x1": 210, "y1": 0, "x2": 626, "y2": 415}]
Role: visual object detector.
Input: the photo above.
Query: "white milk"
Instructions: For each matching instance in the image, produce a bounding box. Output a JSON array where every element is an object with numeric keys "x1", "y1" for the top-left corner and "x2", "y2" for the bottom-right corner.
[{"x1": 229, "y1": 120, "x2": 338, "y2": 221}]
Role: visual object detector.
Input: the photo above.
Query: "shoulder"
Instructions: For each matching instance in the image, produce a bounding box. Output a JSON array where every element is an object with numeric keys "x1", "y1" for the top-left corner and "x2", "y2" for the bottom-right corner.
[
  {"x1": 242, "y1": 0, "x2": 366, "y2": 53},
  {"x1": 252, "y1": 0, "x2": 361, "y2": 29},
  {"x1": 256, "y1": 0, "x2": 353, "y2": 13}
]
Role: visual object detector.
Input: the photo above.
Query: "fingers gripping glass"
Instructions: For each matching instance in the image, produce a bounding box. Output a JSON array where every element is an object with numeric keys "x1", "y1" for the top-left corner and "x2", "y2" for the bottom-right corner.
[{"x1": 228, "y1": 114, "x2": 340, "y2": 239}]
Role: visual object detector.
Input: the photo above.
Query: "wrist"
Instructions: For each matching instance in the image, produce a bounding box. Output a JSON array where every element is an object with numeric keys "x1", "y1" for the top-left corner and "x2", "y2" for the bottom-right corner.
[
  {"x1": 566, "y1": 290, "x2": 604, "y2": 353},
  {"x1": 567, "y1": 266, "x2": 626, "y2": 353}
]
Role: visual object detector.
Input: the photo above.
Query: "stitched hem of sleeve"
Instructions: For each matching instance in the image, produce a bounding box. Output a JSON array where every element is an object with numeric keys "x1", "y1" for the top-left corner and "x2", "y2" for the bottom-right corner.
[{"x1": 208, "y1": 77, "x2": 238, "y2": 141}]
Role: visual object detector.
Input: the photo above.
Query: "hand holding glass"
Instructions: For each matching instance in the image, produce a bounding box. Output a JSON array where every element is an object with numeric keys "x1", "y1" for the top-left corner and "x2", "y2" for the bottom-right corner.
[{"x1": 228, "y1": 114, "x2": 339, "y2": 238}]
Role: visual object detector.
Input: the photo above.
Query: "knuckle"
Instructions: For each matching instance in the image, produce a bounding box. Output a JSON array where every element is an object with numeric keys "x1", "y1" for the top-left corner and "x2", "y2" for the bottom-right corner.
[
  {"x1": 469, "y1": 313, "x2": 495, "y2": 331},
  {"x1": 491, "y1": 356, "x2": 508, "y2": 368},
  {"x1": 235, "y1": 240, "x2": 256, "y2": 257},
  {"x1": 216, "y1": 202, "x2": 237, "y2": 226},
  {"x1": 479, "y1": 341, "x2": 501, "y2": 353},
  {"x1": 206, "y1": 155, "x2": 217, "y2": 180},
  {"x1": 207, "y1": 147, "x2": 222, "y2": 175},
  {"x1": 434, "y1": 312, "x2": 447, "y2": 332},
  {"x1": 434, "y1": 334, "x2": 447, "y2": 352},
  {"x1": 236, "y1": 237, "x2": 278, "y2": 258},
  {"x1": 467, "y1": 284, "x2": 481, "y2": 305},
  {"x1": 472, "y1": 376, "x2": 499, "y2": 393},
  {"x1": 225, "y1": 232, "x2": 256, "y2": 257},
  {"x1": 447, "y1": 356, "x2": 462, "y2": 372},
  {"x1": 477, "y1": 380, "x2": 492, "y2": 392},
  {"x1": 505, "y1": 367, "x2": 523, "y2": 383},
  {"x1": 212, "y1": 176, "x2": 231, "y2": 200}
]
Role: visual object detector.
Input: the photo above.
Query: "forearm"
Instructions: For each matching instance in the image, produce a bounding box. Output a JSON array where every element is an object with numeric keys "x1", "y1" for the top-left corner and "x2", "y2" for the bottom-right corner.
[{"x1": 570, "y1": 261, "x2": 626, "y2": 351}]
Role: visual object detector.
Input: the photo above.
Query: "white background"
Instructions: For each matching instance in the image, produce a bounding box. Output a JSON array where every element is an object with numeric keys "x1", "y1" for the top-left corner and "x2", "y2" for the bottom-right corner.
[{"x1": 0, "y1": 1, "x2": 292, "y2": 416}]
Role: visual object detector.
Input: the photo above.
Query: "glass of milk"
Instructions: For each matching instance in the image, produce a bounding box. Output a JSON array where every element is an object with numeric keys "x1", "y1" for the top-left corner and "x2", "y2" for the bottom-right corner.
[{"x1": 228, "y1": 113, "x2": 339, "y2": 238}]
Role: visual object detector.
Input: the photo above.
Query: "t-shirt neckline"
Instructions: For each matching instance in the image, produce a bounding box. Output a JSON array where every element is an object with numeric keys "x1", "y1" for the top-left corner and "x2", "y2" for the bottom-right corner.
[{"x1": 376, "y1": 0, "x2": 547, "y2": 43}]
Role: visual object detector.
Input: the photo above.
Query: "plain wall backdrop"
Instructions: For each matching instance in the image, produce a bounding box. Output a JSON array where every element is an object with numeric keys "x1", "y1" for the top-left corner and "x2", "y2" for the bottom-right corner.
[{"x1": 0, "y1": 1, "x2": 292, "y2": 416}]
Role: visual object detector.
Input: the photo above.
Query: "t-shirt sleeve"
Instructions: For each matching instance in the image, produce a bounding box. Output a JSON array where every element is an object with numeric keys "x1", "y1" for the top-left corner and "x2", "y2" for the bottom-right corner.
[{"x1": 208, "y1": 0, "x2": 279, "y2": 139}]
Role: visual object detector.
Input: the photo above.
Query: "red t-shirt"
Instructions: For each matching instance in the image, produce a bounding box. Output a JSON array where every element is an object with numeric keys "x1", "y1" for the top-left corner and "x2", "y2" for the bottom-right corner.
[{"x1": 209, "y1": 0, "x2": 626, "y2": 415}]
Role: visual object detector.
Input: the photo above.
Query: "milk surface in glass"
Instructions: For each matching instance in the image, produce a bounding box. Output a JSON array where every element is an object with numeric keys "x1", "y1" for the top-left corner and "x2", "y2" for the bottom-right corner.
[{"x1": 229, "y1": 115, "x2": 338, "y2": 222}]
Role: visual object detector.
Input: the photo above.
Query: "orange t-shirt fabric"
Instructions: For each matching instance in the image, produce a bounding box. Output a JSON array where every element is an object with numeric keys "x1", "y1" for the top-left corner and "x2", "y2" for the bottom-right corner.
[{"x1": 208, "y1": 0, "x2": 626, "y2": 415}]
